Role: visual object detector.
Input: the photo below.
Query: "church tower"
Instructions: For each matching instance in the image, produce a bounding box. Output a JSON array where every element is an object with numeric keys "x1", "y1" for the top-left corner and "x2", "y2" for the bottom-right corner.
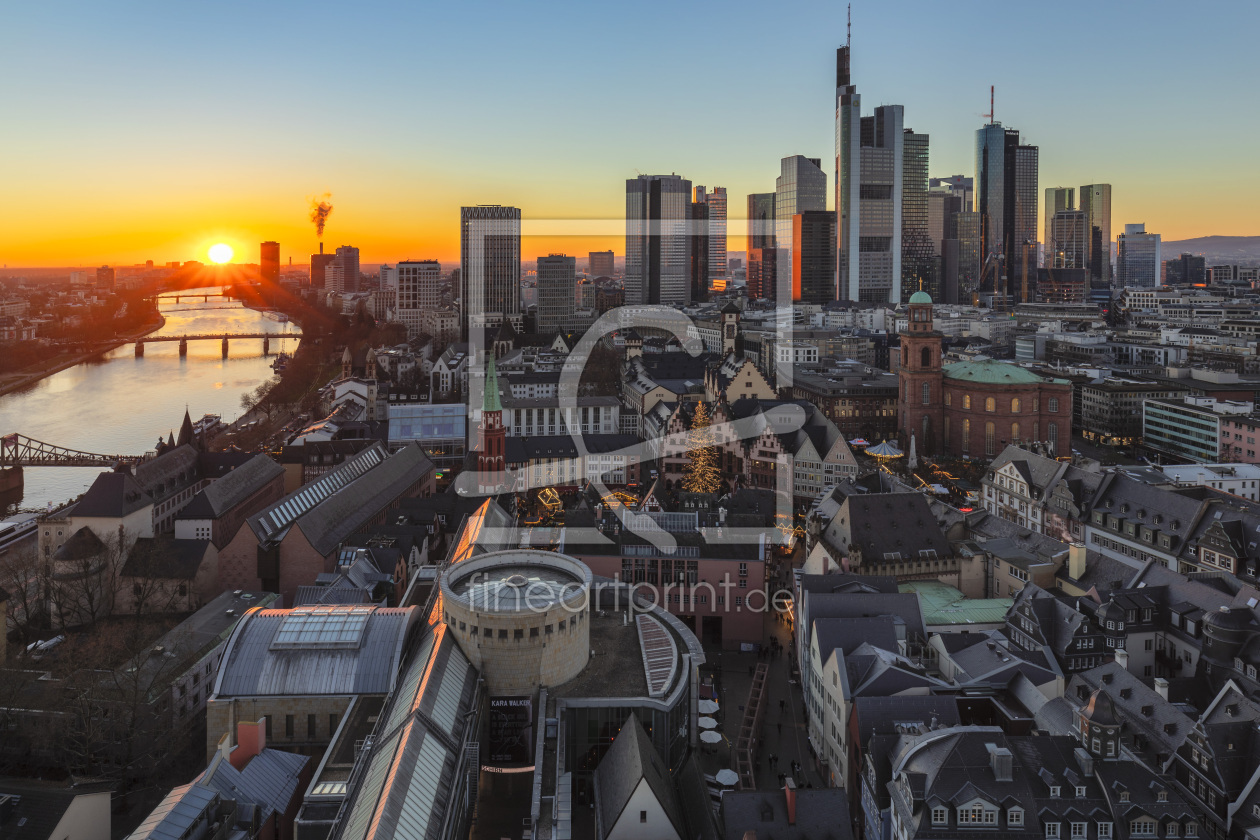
[
  {"x1": 476, "y1": 354, "x2": 507, "y2": 494},
  {"x1": 341, "y1": 346, "x2": 354, "y2": 379},
  {"x1": 897, "y1": 290, "x2": 944, "y2": 455},
  {"x1": 366, "y1": 348, "x2": 378, "y2": 381},
  {"x1": 721, "y1": 301, "x2": 741, "y2": 356}
]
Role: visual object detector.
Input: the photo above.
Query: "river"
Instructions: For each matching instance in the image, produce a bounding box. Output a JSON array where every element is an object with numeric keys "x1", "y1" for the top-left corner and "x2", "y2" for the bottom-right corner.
[{"x1": 0, "y1": 288, "x2": 301, "y2": 513}]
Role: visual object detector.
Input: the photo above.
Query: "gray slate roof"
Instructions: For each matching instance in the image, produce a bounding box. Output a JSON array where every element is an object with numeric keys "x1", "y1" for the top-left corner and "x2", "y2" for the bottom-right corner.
[
  {"x1": 721, "y1": 786, "x2": 854, "y2": 840},
  {"x1": 594, "y1": 714, "x2": 686, "y2": 840},
  {"x1": 178, "y1": 453, "x2": 284, "y2": 519},
  {"x1": 213, "y1": 604, "x2": 417, "y2": 698}
]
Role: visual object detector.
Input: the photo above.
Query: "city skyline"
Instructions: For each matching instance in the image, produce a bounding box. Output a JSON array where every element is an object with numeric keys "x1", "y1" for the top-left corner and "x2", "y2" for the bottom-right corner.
[{"x1": 4, "y1": 0, "x2": 1259, "y2": 267}]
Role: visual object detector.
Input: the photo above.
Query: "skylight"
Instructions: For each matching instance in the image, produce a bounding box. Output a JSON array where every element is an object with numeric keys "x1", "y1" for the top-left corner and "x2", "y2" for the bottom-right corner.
[{"x1": 270, "y1": 606, "x2": 375, "y2": 649}]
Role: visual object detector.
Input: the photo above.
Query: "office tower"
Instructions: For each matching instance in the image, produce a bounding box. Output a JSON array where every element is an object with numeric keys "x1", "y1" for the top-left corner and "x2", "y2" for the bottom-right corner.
[
  {"x1": 689, "y1": 199, "x2": 710, "y2": 303},
  {"x1": 589, "y1": 250, "x2": 614, "y2": 277},
  {"x1": 927, "y1": 191, "x2": 963, "y2": 254},
  {"x1": 975, "y1": 122, "x2": 1039, "y2": 299},
  {"x1": 394, "y1": 260, "x2": 441, "y2": 337},
  {"x1": 775, "y1": 156, "x2": 826, "y2": 299},
  {"x1": 747, "y1": 193, "x2": 776, "y2": 251},
  {"x1": 953, "y1": 210, "x2": 982, "y2": 301},
  {"x1": 729, "y1": 258, "x2": 742, "y2": 272},
  {"x1": 1043, "y1": 188, "x2": 1075, "y2": 261},
  {"x1": 460, "y1": 205, "x2": 522, "y2": 339},
  {"x1": 1164, "y1": 253, "x2": 1205, "y2": 286},
  {"x1": 901, "y1": 129, "x2": 933, "y2": 302},
  {"x1": 1079, "y1": 184, "x2": 1113, "y2": 285},
  {"x1": 835, "y1": 45, "x2": 861, "y2": 305},
  {"x1": 309, "y1": 243, "x2": 335, "y2": 289},
  {"x1": 695, "y1": 186, "x2": 727, "y2": 279},
  {"x1": 1047, "y1": 210, "x2": 1088, "y2": 269},
  {"x1": 625, "y1": 175, "x2": 691, "y2": 306},
  {"x1": 260, "y1": 242, "x2": 280, "y2": 286},
  {"x1": 323, "y1": 245, "x2": 360, "y2": 294},
  {"x1": 1116, "y1": 223, "x2": 1161, "y2": 288},
  {"x1": 536, "y1": 254, "x2": 576, "y2": 332},
  {"x1": 747, "y1": 248, "x2": 777, "y2": 302},
  {"x1": 96, "y1": 265, "x2": 115, "y2": 289},
  {"x1": 792, "y1": 211, "x2": 837, "y2": 304},
  {"x1": 929, "y1": 176, "x2": 972, "y2": 210}
]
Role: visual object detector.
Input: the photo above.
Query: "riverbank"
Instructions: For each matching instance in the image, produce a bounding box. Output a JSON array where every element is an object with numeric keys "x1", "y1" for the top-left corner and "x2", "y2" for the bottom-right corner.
[{"x1": 0, "y1": 315, "x2": 167, "y2": 399}]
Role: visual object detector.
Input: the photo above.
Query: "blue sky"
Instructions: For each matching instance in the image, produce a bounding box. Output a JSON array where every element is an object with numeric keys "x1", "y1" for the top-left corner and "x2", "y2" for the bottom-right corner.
[{"x1": 3, "y1": 0, "x2": 1257, "y2": 264}]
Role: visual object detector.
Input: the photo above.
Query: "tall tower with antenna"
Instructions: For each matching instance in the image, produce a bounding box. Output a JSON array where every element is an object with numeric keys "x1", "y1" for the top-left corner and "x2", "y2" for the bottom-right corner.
[{"x1": 835, "y1": 3, "x2": 861, "y2": 302}]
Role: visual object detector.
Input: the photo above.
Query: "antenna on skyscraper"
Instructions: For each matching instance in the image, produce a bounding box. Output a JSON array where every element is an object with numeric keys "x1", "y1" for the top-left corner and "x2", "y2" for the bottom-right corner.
[
  {"x1": 847, "y1": 3, "x2": 851, "y2": 48},
  {"x1": 983, "y1": 85, "x2": 995, "y2": 124}
]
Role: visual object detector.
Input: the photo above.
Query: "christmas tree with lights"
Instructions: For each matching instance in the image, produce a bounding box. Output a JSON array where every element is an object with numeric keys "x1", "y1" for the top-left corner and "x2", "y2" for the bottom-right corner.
[{"x1": 682, "y1": 402, "x2": 722, "y2": 493}]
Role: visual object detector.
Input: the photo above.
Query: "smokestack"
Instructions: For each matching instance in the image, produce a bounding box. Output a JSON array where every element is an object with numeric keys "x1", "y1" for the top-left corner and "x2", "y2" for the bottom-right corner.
[
  {"x1": 784, "y1": 777, "x2": 797, "y2": 825},
  {"x1": 320, "y1": 242, "x2": 324, "y2": 255}
]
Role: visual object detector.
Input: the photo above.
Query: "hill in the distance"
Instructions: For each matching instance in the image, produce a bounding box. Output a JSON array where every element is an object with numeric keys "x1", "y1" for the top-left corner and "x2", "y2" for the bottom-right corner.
[{"x1": 1161, "y1": 235, "x2": 1260, "y2": 263}]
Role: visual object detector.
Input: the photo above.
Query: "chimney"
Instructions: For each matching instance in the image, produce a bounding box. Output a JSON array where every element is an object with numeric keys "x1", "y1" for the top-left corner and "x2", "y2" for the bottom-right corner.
[
  {"x1": 784, "y1": 777, "x2": 797, "y2": 826},
  {"x1": 1155, "y1": 678, "x2": 1169, "y2": 700},
  {"x1": 232, "y1": 718, "x2": 266, "y2": 770},
  {"x1": 1115, "y1": 649, "x2": 1129, "y2": 670},
  {"x1": 320, "y1": 242, "x2": 325, "y2": 255},
  {"x1": 986, "y1": 743, "x2": 1013, "y2": 782},
  {"x1": 1068, "y1": 542, "x2": 1087, "y2": 580}
]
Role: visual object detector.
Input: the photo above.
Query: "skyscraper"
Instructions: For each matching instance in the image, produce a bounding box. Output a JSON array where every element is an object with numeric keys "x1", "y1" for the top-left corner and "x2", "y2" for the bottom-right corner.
[
  {"x1": 688, "y1": 199, "x2": 710, "y2": 303},
  {"x1": 1079, "y1": 184, "x2": 1113, "y2": 286},
  {"x1": 625, "y1": 175, "x2": 691, "y2": 306},
  {"x1": 792, "y1": 211, "x2": 837, "y2": 304},
  {"x1": 975, "y1": 122, "x2": 1038, "y2": 299},
  {"x1": 536, "y1": 254, "x2": 576, "y2": 332},
  {"x1": 747, "y1": 193, "x2": 776, "y2": 250},
  {"x1": 746, "y1": 247, "x2": 776, "y2": 302},
  {"x1": 929, "y1": 176, "x2": 972, "y2": 210},
  {"x1": 460, "y1": 205, "x2": 522, "y2": 340},
  {"x1": 396, "y1": 260, "x2": 441, "y2": 337},
  {"x1": 260, "y1": 241, "x2": 280, "y2": 286},
  {"x1": 588, "y1": 250, "x2": 614, "y2": 277},
  {"x1": 834, "y1": 47, "x2": 913, "y2": 304},
  {"x1": 775, "y1": 156, "x2": 826, "y2": 300},
  {"x1": 1117, "y1": 223, "x2": 1161, "y2": 288},
  {"x1": 331, "y1": 245, "x2": 360, "y2": 293},
  {"x1": 310, "y1": 243, "x2": 334, "y2": 289},
  {"x1": 901, "y1": 129, "x2": 933, "y2": 302},
  {"x1": 1043, "y1": 187, "x2": 1075, "y2": 262},
  {"x1": 96, "y1": 265, "x2": 115, "y2": 289},
  {"x1": 835, "y1": 45, "x2": 861, "y2": 305},
  {"x1": 695, "y1": 186, "x2": 727, "y2": 280},
  {"x1": 1047, "y1": 210, "x2": 1087, "y2": 270}
]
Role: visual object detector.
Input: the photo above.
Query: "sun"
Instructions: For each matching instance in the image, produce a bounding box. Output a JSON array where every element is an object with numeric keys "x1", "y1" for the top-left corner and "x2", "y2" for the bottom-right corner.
[{"x1": 208, "y1": 243, "x2": 234, "y2": 264}]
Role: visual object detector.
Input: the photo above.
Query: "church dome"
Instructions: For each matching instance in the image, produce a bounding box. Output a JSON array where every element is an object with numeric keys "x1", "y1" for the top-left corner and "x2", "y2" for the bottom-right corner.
[{"x1": 909, "y1": 290, "x2": 933, "y2": 304}]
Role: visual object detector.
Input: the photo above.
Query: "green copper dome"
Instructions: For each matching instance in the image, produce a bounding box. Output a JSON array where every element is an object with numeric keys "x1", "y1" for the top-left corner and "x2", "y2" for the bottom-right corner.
[
  {"x1": 943, "y1": 359, "x2": 1045, "y2": 384},
  {"x1": 909, "y1": 290, "x2": 933, "y2": 304}
]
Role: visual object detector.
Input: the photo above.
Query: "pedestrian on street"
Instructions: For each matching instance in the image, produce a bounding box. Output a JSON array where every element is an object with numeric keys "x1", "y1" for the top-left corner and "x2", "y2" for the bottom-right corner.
[{"x1": 779, "y1": 699, "x2": 785, "y2": 712}]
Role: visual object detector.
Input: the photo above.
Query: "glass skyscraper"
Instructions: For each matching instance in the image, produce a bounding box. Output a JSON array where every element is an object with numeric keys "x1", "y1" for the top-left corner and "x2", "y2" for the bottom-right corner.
[
  {"x1": 975, "y1": 123, "x2": 1038, "y2": 299},
  {"x1": 775, "y1": 155, "x2": 826, "y2": 301},
  {"x1": 1080, "y1": 183, "x2": 1113, "y2": 286},
  {"x1": 625, "y1": 175, "x2": 691, "y2": 305},
  {"x1": 901, "y1": 129, "x2": 933, "y2": 302},
  {"x1": 1117, "y1": 223, "x2": 1161, "y2": 288},
  {"x1": 747, "y1": 192, "x2": 776, "y2": 250}
]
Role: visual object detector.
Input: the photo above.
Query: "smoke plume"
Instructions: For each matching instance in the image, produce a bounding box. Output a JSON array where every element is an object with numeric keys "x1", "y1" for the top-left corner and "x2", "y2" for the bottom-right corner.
[{"x1": 309, "y1": 194, "x2": 334, "y2": 238}]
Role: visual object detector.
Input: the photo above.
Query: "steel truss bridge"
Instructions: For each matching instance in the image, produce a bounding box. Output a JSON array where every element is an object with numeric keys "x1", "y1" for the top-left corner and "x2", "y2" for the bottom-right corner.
[{"x1": 1, "y1": 434, "x2": 145, "y2": 468}]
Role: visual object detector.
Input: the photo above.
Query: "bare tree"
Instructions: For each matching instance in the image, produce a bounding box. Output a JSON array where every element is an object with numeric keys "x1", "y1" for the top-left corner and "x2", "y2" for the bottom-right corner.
[
  {"x1": 46, "y1": 528, "x2": 125, "y2": 630},
  {"x1": 0, "y1": 544, "x2": 49, "y2": 643}
]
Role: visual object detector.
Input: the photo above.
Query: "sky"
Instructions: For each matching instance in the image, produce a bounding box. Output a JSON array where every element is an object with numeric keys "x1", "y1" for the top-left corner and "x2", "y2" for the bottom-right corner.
[{"x1": 3, "y1": 0, "x2": 1258, "y2": 269}]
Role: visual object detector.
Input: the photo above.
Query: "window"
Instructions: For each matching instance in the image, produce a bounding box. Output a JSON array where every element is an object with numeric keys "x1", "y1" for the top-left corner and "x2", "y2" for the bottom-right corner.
[
  {"x1": 962, "y1": 419, "x2": 970, "y2": 454},
  {"x1": 286, "y1": 715, "x2": 294, "y2": 738},
  {"x1": 640, "y1": 811, "x2": 647, "y2": 824},
  {"x1": 1071, "y1": 823, "x2": 1087, "y2": 838},
  {"x1": 1130, "y1": 821, "x2": 1155, "y2": 837},
  {"x1": 1186, "y1": 823, "x2": 1198, "y2": 837},
  {"x1": 1075, "y1": 786, "x2": 1087, "y2": 797},
  {"x1": 1049, "y1": 397, "x2": 1060, "y2": 413},
  {"x1": 1167, "y1": 824, "x2": 1179, "y2": 838},
  {"x1": 308, "y1": 714, "x2": 317, "y2": 739},
  {"x1": 1012, "y1": 397, "x2": 1022, "y2": 413},
  {"x1": 985, "y1": 397, "x2": 996, "y2": 412},
  {"x1": 1098, "y1": 823, "x2": 1113, "y2": 839},
  {"x1": 932, "y1": 807, "x2": 948, "y2": 826},
  {"x1": 922, "y1": 382, "x2": 931, "y2": 405},
  {"x1": 264, "y1": 715, "x2": 272, "y2": 738},
  {"x1": 330, "y1": 713, "x2": 338, "y2": 734},
  {"x1": 1049, "y1": 423, "x2": 1058, "y2": 453},
  {"x1": 986, "y1": 421, "x2": 996, "y2": 457},
  {"x1": 1012, "y1": 422, "x2": 1020, "y2": 442},
  {"x1": 1009, "y1": 809, "x2": 1023, "y2": 826},
  {"x1": 921, "y1": 347, "x2": 931, "y2": 368},
  {"x1": 1050, "y1": 786, "x2": 1061, "y2": 798},
  {"x1": 945, "y1": 391, "x2": 952, "y2": 406},
  {"x1": 1046, "y1": 824, "x2": 1061, "y2": 839},
  {"x1": 964, "y1": 394, "x2": 972, "y2": 410}
]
